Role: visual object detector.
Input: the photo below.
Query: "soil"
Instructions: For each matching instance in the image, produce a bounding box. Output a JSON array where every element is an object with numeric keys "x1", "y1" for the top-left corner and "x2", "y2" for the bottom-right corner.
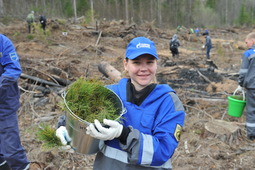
[{"x1": 1, "y1": 19, "x2": 255, "y2": 170}]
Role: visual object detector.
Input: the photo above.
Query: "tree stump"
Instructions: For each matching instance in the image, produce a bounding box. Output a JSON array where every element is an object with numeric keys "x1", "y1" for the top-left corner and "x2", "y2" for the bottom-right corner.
[{"x1": 203, "y1": 119, "x2": 243, "y2": 145}]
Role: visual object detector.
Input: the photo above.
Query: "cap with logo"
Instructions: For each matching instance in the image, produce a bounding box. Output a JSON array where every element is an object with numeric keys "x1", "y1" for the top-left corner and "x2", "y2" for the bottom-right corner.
[{"x1": 125, "y1": 37, "x2": 158, "y2": 60}]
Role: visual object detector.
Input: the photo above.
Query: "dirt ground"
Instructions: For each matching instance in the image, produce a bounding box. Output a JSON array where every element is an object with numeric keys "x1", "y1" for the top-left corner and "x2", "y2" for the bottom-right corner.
[{"x1": 1, "y1": 19, "x2": 255, "y2": 169}]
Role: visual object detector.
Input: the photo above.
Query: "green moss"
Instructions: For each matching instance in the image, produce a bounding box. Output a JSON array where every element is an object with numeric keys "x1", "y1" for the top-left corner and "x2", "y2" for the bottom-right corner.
[{"x1": 64, "y1": 78, "x2": 120, "y2": 123}]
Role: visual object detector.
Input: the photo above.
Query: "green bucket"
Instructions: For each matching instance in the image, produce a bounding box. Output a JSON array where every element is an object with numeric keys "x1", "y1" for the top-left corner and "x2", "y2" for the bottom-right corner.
[{"x1": 227, "y1": 95, "x2": 246, "y2": 117}]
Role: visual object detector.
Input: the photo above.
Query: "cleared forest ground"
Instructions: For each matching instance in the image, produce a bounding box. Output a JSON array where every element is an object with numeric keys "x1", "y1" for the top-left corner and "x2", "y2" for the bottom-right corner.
[{"x1": 1, "y1": 19, "x2": 255, "y2": 169}]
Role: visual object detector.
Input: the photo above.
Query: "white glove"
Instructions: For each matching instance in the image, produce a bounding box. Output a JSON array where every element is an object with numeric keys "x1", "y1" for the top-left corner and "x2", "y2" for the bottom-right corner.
[
  {"x1": 202, "y1": 45, "x2": 205, "y2": 49},
  {"x1": 86, "y1": 119, "x2": 123, "y2": 141},
  {"x1": 236, "y1": 85, "x2": 243, "y2": 92},
  {"x1": 56, "y1": 126, "x2": 71, "y2": 145}
]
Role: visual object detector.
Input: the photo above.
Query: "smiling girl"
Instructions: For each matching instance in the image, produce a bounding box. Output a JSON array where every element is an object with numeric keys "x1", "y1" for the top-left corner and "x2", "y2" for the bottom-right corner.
[
  {"x1": 57, "y1": 37, "x2": 186, "y2": 170},
  {"x1": 86, "y1": 37, "x2": 186, "y2": 170}
]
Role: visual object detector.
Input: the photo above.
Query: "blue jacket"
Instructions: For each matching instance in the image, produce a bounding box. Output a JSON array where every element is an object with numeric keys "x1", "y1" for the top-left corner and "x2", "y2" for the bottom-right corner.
[
  {"x1": 97, "y1": 78, "x2": 185, "y2": 169},
  {"x1": 238, "y1": 45, "x2": 255, "y2": 89},
  {"x1": 205, "y1": 35, "x2": 212, "y2": 48},
  {"x1": 0, "y1": 34, "x2": 22, "y2": 118}
]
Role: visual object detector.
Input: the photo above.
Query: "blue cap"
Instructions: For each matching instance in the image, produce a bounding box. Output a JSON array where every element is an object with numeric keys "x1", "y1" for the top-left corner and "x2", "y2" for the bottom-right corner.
[{"x1": 125, "y1": 37, "x2": 158, "y2": 60}]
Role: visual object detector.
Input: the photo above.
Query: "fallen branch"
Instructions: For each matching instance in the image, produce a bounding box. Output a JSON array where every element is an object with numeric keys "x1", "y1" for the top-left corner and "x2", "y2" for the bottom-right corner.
[
  {"x1": 19, "y1": 85, "x2": 39, "y2": 94},
  {"x1": 95, "y1": 31, "x2": 102, "y2": 46},
  {"x1": 23, "y1": 66, "x2": 60, "y2": 85},
  {"x1": 192, "y1": 97, "x2": 227, "y2": 103},
  {"x1": 20, "y1": 73, "x2": 62, "y2": 87},
  {"x1": 56, "y1": 48, "x2": 70, "y2": 65},
  {"x1": 197, "y1": 69, "x2": 211, "y2": 83},
  {"x1": 52, "y1": 75, "x2": 72, "y2": 86}
]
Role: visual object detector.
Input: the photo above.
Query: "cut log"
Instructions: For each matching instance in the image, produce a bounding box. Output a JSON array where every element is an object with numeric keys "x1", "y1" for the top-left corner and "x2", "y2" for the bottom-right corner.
[
  {"x1": 203, "y1": 119, "x2": 243, "y2": 145},
  {"x1": 98, "y1": 61, "x2": 121, "y2": 82}
]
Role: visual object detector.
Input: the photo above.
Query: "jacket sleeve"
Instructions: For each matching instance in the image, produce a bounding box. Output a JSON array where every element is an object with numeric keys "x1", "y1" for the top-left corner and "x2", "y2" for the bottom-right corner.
[
  {"x1": 205, "y1": 37, "x2": 209, "y2": 46},
  {"x1": 177, "y1": 40, "x2": 180, "y2": 46},
  {"x1": 0, "y1": 35, "x2": 22, "y2": 87},
  {"x1": 1, "y1": 36, "x2": 22, "y2": 78},
  {"x1": 120, "y1": 92, "x2": 185, "y2": 166},
  {"x1": 238, "y1": 52, "x2": 249, "y2": 87},
  {"x1": 56, "y1": 115, "x2": 66, "y2": 128}
]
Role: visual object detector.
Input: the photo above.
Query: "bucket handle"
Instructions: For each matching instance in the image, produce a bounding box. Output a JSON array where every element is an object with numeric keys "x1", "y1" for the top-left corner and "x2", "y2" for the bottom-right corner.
[{"x1": 233, "y1": 87, "x2": 245, "y2": 101}]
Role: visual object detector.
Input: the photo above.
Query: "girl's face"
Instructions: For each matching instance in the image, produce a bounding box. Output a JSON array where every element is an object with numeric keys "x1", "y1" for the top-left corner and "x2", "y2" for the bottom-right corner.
[
  {"x1": 123, "y1": 54, "x2": 157, "y2": 91},
  {"x1": 245, "y1": 38, "x2": 254, "y2": 48}
]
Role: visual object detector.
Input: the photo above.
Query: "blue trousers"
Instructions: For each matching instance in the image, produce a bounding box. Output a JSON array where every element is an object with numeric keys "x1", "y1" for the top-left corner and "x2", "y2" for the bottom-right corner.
[
  {"x1": 206, "y1": 45, "x2": 212, "y2": 59},
  {"x1": 0, "y1": 114, "x2": 29, "y2": 170},
  {"x1": 246, "y1": 89, "x2": 255, "y2": 138}
]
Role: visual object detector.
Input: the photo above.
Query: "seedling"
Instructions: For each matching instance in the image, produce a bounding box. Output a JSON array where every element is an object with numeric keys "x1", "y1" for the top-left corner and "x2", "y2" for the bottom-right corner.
[
  {"x1": 36, "y1": 124, "x2": 62, "y2": 149},
  {"x1": 63, "y1": 78, "x2": 121, "y2": 123}
]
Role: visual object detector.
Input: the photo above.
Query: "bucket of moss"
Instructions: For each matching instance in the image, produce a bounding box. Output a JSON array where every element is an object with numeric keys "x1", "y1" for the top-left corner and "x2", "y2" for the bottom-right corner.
[{"x1": 61, "y1": 78, "x2": 125, "y2": 154}]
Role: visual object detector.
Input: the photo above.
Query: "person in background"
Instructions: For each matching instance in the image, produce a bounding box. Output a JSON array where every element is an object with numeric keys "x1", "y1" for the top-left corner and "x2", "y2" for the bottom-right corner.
[
  {"x1": 189, "y1": 28, "x2": 194, "y2": 34},
  {"x1": 195, "y1": 28, "x2": 200, "y2": 37},
  {"x1": 176, "y1": 25, "x2": 181, "y2": 33},
  {"x1": 39, "y1": 14, "x2": 47, "y2": 31},
  {"x1": 170, "y1": 34, "x2": 181, "y2": 57},
  {"x1": 26, "y1": 11, "x2": 35, "y2": 33},
  {"x1": 0, "y1": 34, "x2": 30, "y2": 170},
  {"x1": 204, "y1": 33, "x2": 212, "y2": 59},
  {"x1": 56, "y1": 37, "x2": 186, "y2": 170},
  {"x1": 202, "y1": 28, "x2": 209, "y2": 36},
  {"x1": 237, "y1": 32, "x2": 255, "y2": 141}
]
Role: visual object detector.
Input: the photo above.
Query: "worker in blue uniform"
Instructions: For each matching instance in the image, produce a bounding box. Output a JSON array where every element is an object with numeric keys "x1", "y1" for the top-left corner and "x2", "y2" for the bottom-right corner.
[
  {"x1": 238, "y1": 32, "x2": 255, "y2": 141},
  {"x1": 0, "y1": 34, "x2": 30, "y2": 170},
  {"x1": 57, "y1": 37, "x2": 186, "y2": 170}
]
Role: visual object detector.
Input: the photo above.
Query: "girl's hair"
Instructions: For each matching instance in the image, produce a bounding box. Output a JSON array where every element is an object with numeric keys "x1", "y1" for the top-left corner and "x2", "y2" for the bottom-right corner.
[{"x1": 246, "y1": 32, "x2": 255, "y2": 40}]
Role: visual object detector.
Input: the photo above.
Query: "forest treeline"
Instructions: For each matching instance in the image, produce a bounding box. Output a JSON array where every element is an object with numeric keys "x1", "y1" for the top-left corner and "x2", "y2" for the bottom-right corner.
[{"x1": 0, "y1": 0, "x2": 254, "y2": 29}]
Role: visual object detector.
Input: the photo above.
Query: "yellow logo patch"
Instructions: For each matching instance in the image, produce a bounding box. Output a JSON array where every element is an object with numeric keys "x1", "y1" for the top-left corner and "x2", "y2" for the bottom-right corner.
[{"x1": 174, "y1": 124, "x2": 182, "y2": 142}]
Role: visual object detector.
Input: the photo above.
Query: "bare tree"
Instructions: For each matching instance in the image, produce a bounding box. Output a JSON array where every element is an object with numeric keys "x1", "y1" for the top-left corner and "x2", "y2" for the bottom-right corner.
[
  {"x1": 150, "y1": 0, "x2": 153, "y2": 21},
  {"x1": 90, "y1": 0, "x2": 94, "y2": 23},
  {"x1": 225, "y1": 0, "x2": 228, "y2": 25},
  {"x1": 125, "y1": 0, "x2": 129, "y2": 24},
  {"x1": 157, "y1": 0, "x2": 162, "y2": 26},
  {"x1": 0, "y1": 0, "x2": 3, "y2": 16},
  {"x1": 73, "y1": 0, "x2": 77, "y2": 22}
]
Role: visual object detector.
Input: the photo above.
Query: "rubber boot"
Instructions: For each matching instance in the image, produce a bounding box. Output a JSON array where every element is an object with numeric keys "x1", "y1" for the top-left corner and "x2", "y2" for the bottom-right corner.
[{"x1": 0, "y1": 161, "x2": 11, "y2": 170}]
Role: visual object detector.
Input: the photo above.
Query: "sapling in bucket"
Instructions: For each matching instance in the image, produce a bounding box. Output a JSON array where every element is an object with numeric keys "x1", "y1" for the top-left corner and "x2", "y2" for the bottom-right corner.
[{"x1": 61, "y1": 78, "x2": 125, "y2": 154}]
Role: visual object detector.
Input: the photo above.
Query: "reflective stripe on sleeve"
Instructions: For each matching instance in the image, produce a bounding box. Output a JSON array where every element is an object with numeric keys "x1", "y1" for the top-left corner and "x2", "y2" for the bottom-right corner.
[
  {"x1": 248, "y1": 53, "x2": 255, "y2": 59},
  {"x1": 239, "y1": 69, "x2": 248, "y2": 74},
  {"x1": 0, "y1": 161, "x2": 7, "y2": 166},
  {"x1": 246, "y1": 122, "x2": 255, "y2": 128},
  {"x1": 102, "y1": 145, "x2": 172, "y2": 169},
  {"x1": 102, "y1": 145, "x2": 128, "y2": 163},
  {"x1": 141, "y1": 133, "x2": 154, "y2": 164}
]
